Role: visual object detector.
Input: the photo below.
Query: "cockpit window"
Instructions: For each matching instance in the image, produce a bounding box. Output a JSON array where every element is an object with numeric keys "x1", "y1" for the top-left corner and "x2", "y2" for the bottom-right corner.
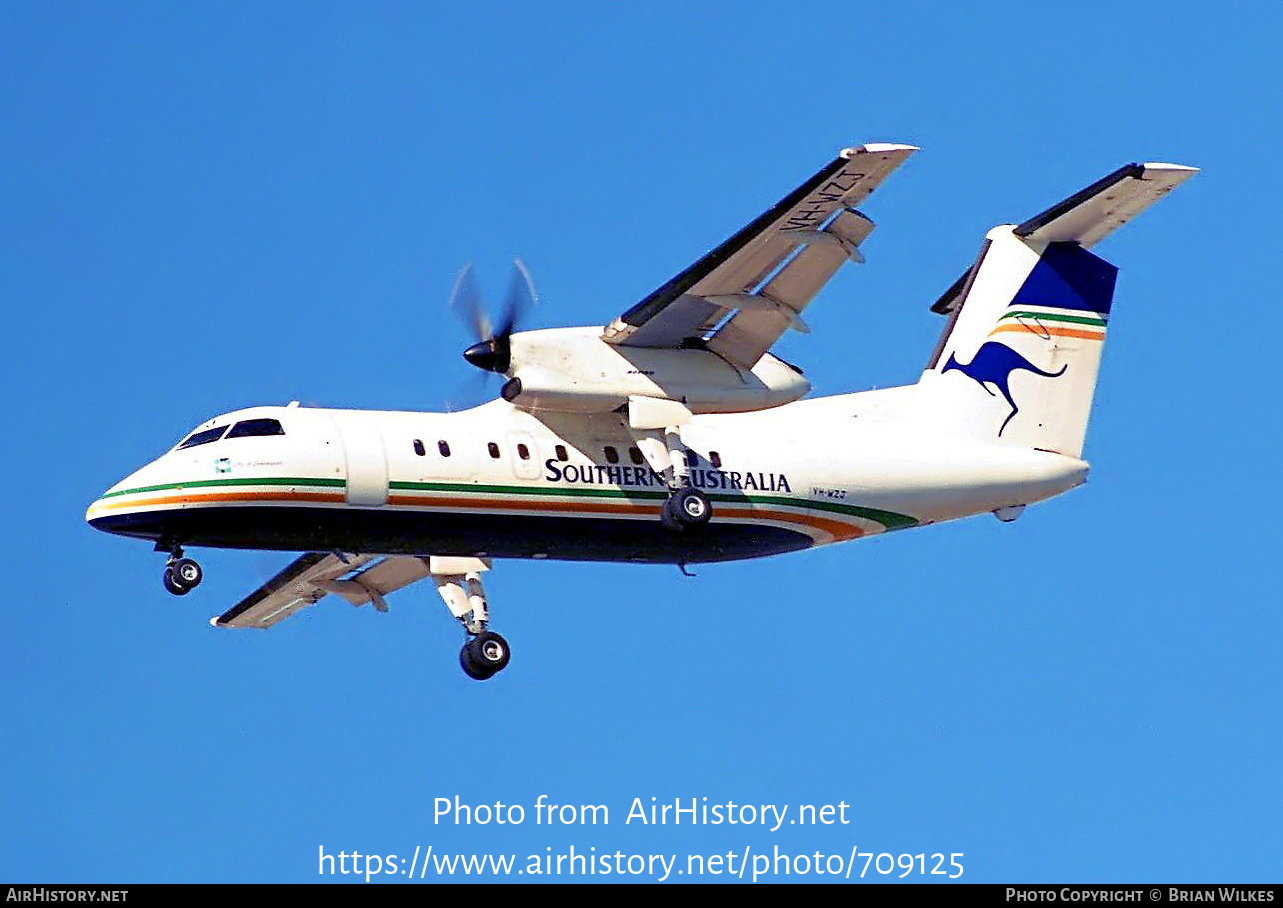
[
  {"x1": 226, "y1": 418, "x2": 285, "y2": 439},
  {"x1": 177, "y1": 426, "x2": 228, "y2": 449}
]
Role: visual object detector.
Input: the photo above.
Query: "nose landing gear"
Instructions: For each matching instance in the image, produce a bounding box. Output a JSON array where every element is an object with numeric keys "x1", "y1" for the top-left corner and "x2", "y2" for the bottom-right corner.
[
  {"x1": 429, "y1": 556, "x2": 511, "y2": 681},
  {"x1": 159, "y1": 544, "x2": 203, "y2": 596}
]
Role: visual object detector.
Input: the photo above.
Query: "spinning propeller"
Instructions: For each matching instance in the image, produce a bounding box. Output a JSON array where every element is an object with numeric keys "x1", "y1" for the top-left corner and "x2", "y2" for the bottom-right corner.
[
  {"x1": 444, "y1": 259, "x2": 536, "y2": 410},
  {"x1": 450, "y1": 259, "x2": 536, "y2": 376}
]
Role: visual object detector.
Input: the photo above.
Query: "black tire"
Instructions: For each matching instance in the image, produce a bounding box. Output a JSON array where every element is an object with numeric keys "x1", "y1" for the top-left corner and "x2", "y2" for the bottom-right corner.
[
  {"x1": 172, "y1": 558, "x2": 202, "y2": 588},
  {"x1": 470, "y1": 631, "x2": 511, "y2": 671},
  {"x1": 163, "y1": 567, "x2": 191, "y2": 596},
  {"x1": 663, "y1": 488, "x2": 712, "y2": 530},
  {"x1": 460, "y1": 631, "x2": 510, "y2": 680},
  {"x1": 459, "y1": 644, "x2": 496, "y2": 681}
]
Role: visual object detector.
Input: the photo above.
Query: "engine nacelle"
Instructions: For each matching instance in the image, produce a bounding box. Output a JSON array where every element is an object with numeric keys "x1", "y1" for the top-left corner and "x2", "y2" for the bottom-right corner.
[{"x1": 497, "y1": 327, "x2": 810, "y2": 414}]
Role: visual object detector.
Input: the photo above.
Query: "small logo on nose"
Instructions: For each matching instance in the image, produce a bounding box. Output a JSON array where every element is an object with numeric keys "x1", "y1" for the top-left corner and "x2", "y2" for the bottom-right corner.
[{"x1": 215, "y1": 457, "x2": 232, "y2": 474}]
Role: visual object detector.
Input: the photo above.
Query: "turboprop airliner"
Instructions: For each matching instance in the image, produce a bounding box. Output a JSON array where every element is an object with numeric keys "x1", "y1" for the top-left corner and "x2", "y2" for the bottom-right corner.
[{"x1": 86, "y1": 144, "x2": 1196, "y2": 679}]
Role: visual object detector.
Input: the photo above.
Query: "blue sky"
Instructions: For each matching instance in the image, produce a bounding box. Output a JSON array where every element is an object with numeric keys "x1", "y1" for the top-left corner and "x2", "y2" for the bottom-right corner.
[{"x1": 3, "y1": 1, "x2": 1280, "y2": 883}]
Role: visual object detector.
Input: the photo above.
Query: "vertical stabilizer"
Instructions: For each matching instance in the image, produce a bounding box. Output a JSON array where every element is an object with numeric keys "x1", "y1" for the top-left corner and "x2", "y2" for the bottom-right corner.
[{"x1": 917, "y1": 162, "x2": 1195, "y2": 457}]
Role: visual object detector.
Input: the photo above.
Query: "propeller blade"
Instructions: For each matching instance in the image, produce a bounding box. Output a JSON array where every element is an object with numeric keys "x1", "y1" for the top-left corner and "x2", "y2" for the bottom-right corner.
[
  {"x1": 497, "y1": 258, "x2": 537, "y2": 338},
  {"x1": 448, "y1": 263, "x2": 491, "y2": 341},
  {"x1": 444, "y1": 370, "x2": 496, "y2": 412}
]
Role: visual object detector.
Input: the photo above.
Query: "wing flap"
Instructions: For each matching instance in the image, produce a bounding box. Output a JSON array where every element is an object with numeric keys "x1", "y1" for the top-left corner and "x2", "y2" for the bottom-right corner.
[
  {"x1": 212, "y1": 552, "x2": 430, "y2": 629},
  {"x1": 706, "y1": 209, "x2": 876, "y2": 364},
  {"x1": 603, "y1": 143, "x2": 917, "y2": 350},
  {"x1": 328, "y1": 556, "x2": 433, "y2": 605}
]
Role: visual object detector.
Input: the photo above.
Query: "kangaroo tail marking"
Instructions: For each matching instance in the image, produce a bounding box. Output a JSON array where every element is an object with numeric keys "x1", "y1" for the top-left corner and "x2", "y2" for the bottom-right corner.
[{"x1": 943, "y1": 342, "x2": 1067, "y2": 436}]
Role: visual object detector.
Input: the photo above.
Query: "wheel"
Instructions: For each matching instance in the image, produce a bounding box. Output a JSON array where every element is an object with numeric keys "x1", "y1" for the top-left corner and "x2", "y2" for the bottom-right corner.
[
  {"x1": 460, "y1": 631, "x2": 511, "y2": 680},
  {"x1": 162, "y1": 567, "x2": 191, "y2": 596},
  {"x1": 468, "y1": 631, "x2": 511, "y2": 673},
  {"x1": 171, "y1": 558, "x2": 202, "y2": 589},
  {"x1": 662, "y1": 487, "x2": 712, "y2": 530},
  {"x1": 459, "y1": 646, "x2": 496, "y2": 681}
]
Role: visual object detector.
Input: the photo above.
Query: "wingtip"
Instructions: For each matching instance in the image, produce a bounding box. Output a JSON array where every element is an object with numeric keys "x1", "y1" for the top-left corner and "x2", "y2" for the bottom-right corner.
[
  {"x1": 841, "y1": 142, "x2": 920, "y2": 158},
  {"x1": 1142, "y1": 162, "x2": 1200, "y2": 175}
]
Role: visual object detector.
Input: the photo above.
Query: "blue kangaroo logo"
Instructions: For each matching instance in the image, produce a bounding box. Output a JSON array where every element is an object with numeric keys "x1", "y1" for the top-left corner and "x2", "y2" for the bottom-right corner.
[{"x1": 943, "y1": 341, "x2": 1067, "y2": 436}]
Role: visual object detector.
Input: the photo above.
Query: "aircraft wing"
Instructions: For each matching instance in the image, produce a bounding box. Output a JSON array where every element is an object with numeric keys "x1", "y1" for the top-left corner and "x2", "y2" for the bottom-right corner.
[
  {"x1": 601, "y1": 143, "x2": 917, "y2": 369},
  {"x1": 211, "y1": 552, "x2": 433, "y2": 628}
]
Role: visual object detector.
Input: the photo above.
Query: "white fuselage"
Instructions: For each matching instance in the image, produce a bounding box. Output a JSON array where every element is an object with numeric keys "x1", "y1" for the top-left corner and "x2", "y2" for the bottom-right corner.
[{"x1": 86, "y1": 386, "x2": 1089, "y2": 565}]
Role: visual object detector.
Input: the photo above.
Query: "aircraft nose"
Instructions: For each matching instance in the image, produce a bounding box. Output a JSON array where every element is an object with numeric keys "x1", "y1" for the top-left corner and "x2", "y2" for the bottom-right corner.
[
  {"x1": 85, "y1": 490, "x2": 117, "y2": 532},
  {"x1": 86, "y1": 476, "x2": 129, "y2": 529},
  {"x1": 85, "y1": 460, "x2": 164, "y2": 533}
]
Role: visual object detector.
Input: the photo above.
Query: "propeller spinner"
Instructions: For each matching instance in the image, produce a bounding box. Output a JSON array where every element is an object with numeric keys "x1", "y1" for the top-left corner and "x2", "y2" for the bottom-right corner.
[{"x1": 451, "y1": 260, "x2": 536, "y2": 376}]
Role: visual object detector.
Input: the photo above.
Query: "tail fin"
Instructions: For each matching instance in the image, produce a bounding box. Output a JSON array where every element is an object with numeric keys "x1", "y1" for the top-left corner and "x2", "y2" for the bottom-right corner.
[{"x1": 919, "y1": 162, "x2": 1196, "y2": 457}]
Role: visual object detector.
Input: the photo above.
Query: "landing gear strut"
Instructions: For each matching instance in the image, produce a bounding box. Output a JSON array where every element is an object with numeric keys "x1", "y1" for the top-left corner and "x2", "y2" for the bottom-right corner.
[
  {"x1": 159, "y1": 544, "x2": 203, "y2": 596},
  {"x1": 428, "y1": 556, "x2": 510, "y2": 681},
  {"x1": 628, "y1": 425, "x2": 714, "y2": 533},
  {"x1": 659, "y1": 432, "x2": 711, "y2": 532},
  {"x1": 624, "y1": 397, "x2": 718, "y2": 534}
]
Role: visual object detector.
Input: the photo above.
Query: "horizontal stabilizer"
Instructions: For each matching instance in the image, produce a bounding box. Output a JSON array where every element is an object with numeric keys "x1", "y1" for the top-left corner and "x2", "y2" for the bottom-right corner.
[
  {"x1": 1014, "y1": 161, "x2": 1199, "y2": 247},
  {"x1": 932, "y1": 161, "x2": 1196, "y2": 315}
]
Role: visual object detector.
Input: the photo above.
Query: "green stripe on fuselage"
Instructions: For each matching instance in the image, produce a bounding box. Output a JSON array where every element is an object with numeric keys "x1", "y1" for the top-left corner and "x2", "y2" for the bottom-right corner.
[
  {"x1": 389, "y1": 480, "x2": 667, "y2": 500},
  {"x1": 100, "y1": 476, "x2": 345, "y2": 498},
  {"x1": 103, "y1": 476, "x2": 919, "y2": 532},
  {"x1": 389, "y1": 480, "x2": 919, "y2": 531}
]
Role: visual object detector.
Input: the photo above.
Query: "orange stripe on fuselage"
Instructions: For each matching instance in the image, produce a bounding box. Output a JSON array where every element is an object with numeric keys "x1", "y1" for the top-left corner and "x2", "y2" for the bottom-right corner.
[
  {"x1": 386, "y1": 494, "x2": 663, "y2": 517},
  {"x1": 388, "y1": 494, "x2": 863, "y2": 541},
  {"x1": 990, "y1": 323, "x2": 1105, "y2": 341},
  {"x1": 96, "y1": 489, "x2": 868, "y2": 541},
  {"x1": 723, "y1": 505, "x2": 863, "y2": 540},
  {"x1": 89, "y1": 490, "x2": 346, "y2": 512}
]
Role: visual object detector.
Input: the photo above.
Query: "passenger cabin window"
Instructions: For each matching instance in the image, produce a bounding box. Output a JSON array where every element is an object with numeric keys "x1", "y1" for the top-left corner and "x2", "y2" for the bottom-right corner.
[
  {"x1": 555, "y1": 444, "x2": 568, "y2": 461},
  {"x1": 226, "y1": 418, "x2": 285, "y2": 439},
  {"x1": 178, "y1": 426, "x2": 228, "y2": 449},
  {"x1": 604, "y1": 446, "x2": 619, "y2": 464},
  {"x1": 710, "y1": 451, "x2": 722, "y2": 468},
  {"x1": 685, "y1": 451, "x2": 698, "y2": 468},
  {"x1": 413, "y1": 439, "x2": 426, "y2": 456},
  {"x1": 517, "y1": 443, "x2": 530, "y2": 460},
  {"x1": 438, "y1": 440, "x2": 451, "y2": 457},
  {"x1": 628, "y1": 447, "x2": 644, "y2": 466},
  {"x1": 487, "y1": 442, "x2": 500, "y2": 459}
]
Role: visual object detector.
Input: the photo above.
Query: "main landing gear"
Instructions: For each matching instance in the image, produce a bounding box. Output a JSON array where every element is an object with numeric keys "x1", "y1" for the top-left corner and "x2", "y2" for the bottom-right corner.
[
  {"x1": 159, "y1": 544, "x2": 203, "y2": 596},
  {"x1": 428, "y1": 557, "x2": 510, "y2": 681},
  {"x1": 628, "y1": 427, "x2": 713, "y2": 533}
]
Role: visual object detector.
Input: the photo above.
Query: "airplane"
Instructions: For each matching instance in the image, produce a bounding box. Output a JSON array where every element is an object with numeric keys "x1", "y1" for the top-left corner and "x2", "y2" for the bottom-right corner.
[{"x1": 85, "y1": 144, "x2": 1196, "y2": 680}]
